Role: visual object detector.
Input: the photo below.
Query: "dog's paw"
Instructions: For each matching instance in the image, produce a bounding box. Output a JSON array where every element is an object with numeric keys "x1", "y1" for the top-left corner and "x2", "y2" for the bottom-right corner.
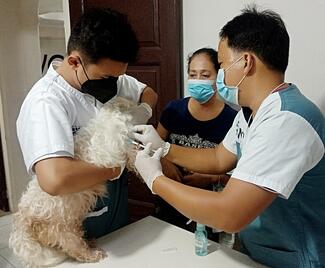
[{"x1": 80, "y1": 248, "x2": 107, "y2": 263}]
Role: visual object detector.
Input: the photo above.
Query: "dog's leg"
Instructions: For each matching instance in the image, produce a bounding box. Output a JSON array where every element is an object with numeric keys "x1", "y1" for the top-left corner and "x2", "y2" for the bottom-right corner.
[
  {"x1": 55, "y1": 231, "x2": 107, "y2": 263},
  {"x1": 35, "y1": 222, "x2": 107, "y2": 264}
]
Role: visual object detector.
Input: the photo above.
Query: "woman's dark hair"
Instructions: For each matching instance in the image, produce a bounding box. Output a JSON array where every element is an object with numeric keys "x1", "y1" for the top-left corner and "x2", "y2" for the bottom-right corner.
[
  {"x1": 220, "y1": 5, "x2": 289, "y2": 73},
  {"x1": 187, "y1": 48, "x2": 220, "y2": 73},
  {"x1": 67, "y1": 8, "x2": 139, "y2": 64}
]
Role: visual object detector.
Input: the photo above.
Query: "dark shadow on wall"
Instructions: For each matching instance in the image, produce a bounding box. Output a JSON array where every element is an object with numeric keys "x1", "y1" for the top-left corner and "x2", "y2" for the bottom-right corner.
[{"x1": 0, "y1": 130, "x2": 9, "y2": 211}]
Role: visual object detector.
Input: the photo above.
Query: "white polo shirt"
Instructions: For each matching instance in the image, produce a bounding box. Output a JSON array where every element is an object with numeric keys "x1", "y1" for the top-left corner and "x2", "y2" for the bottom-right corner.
[
  {"x1": 227, "y1": 84, "x2": 325, "y2": 267},
  {"x1": 17, "y1": 61, "x2": 146, "y2": 175},
  {"x1": 222, "y1": 84, "x2": 324, "y2": 199}
]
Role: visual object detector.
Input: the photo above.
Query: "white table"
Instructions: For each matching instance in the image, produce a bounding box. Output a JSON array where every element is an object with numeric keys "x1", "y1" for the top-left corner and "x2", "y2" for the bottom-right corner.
[{"x1": 57, "y1": 216, "x2": 267, "y2": 268}]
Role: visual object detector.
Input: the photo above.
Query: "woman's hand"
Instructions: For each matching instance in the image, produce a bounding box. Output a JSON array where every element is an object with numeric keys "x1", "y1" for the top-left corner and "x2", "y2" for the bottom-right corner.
[
  {"x1": 182, "y1": 173, "x2": 230, "y2": 189},
  {"x1": 161, "y1": 158, "x2": 183, "y2": 182},
  {"x1": 182, "y1": 173, "x2": 214, "y2": 188}
]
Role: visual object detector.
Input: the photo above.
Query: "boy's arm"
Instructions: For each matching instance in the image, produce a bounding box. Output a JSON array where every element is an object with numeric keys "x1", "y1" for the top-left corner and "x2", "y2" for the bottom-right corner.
[
  {"x1": 139, "y1": 86, "x2": 158, "y2": 109},
  {"x1": 130, "y1": 86, "x2": 158, "y2": 125},
  {"x1": 35, "y1": 157, "x2": 121, "y2": 196}
]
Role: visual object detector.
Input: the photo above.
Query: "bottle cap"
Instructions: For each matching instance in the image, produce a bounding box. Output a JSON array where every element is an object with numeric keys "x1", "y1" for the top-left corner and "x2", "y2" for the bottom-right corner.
[{"x1": 196, "y1": 223, "x2": 206, "y2": 231}]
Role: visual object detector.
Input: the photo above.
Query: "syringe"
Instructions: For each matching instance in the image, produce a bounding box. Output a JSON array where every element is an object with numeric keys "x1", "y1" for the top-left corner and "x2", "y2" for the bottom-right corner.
[
  {"x1": 129, "y1": 139, "x2": 146, "y2": 150},
  {"x1": 128, "y1": 139, "x2": 158, "y2": 155}
]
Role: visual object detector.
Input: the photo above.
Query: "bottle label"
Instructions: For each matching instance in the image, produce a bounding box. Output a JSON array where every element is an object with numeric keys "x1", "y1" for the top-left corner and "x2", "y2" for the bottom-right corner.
[{"x1": 195, "y1": 240, "x2": 204, "y2": 248}]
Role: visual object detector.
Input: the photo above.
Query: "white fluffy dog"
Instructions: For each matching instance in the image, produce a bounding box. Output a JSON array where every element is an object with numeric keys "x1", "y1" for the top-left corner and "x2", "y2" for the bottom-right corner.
[{"x1": 9, "y1": 97, "x2": 140, "y2": 267}]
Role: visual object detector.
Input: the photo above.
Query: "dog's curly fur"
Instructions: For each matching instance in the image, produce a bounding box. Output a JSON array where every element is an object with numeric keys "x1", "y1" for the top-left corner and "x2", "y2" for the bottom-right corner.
[{"x1": 9, "y1": 97, "x2": 139, "y2": 267}]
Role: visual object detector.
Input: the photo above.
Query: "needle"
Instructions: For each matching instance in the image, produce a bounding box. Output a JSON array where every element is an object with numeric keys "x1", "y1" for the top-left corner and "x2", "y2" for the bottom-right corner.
[
  {"x1": 129, "y1": 139, "x2": 156, "y2": 153},
  {"x1": 130, "y1": 139, "x2": 146, "y2": 150}
]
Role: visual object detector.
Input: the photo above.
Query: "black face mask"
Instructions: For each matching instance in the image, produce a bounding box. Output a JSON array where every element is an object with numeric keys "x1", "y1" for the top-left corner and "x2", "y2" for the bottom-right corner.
[
  {"x1": 80, "y1": 76, "x2": 118, "y2": 104},
  {"x1": 76, "y1": 59, "x2": 118, "y2": 104}
]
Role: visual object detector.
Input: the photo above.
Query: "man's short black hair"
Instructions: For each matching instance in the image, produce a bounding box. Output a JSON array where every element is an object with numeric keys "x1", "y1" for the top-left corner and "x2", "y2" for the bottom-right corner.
[
  {"x1": 220, "y1": 5, "x2": 289, "y2": 73},
  {"x1": 68, "y1": 8, "x2": 139, "y2": 64}
]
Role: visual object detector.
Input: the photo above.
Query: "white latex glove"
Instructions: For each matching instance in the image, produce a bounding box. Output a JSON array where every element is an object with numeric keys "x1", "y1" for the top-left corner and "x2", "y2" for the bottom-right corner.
[
  {"x1": 130, "y1": 103, "x2": 153, "y2": 125},
  {"x1": 133, "y1": 125, "x2": 165, "y2": 150},
  {"x1": 133, "y1": 125, "x2": 171, "y2": 156},
  {"x1": 135, "y1": 143, "x2": 164, "y2": 193}
]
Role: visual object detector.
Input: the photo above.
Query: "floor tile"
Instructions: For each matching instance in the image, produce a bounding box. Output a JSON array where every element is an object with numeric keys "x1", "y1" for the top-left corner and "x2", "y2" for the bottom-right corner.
[
  {"x1": 0, "y1": 214, "x2": 12, "y2": 227},
  {"x1": 0, "y1": 247, "x2": 24, "y2": 268},
  {"x1": 0, "y1": 254, "x2": 15, "y2": 268},
  {"x1": 0, "y1": 223, "x2": 11, "y2": 249},
  {"x1": 0, "y1": 210, "x2": 8, "y2": 216}
]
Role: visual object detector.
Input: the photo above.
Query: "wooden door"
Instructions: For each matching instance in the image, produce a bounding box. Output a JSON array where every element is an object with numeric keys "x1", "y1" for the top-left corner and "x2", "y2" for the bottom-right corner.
[{"x1": 69, "y1": 0, "x2": 182, "y2": 222}]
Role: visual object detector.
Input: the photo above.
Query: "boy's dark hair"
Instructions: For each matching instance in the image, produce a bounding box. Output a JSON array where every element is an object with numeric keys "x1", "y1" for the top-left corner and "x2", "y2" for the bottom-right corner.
[
  {"x1": 68, "y1": 8, "x2": 139, "y2": 64},
  {"x1": 187, "y1": 48, "x2": 220, "y2": 73},
  {"x1": 220, "y1": 5, "x2": 289, "y2": 73}
]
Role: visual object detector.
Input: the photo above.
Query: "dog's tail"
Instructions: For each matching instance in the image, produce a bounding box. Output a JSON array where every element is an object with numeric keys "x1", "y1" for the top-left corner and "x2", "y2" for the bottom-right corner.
[{"x1": 9, "y1": 213, "x2": 67, "y2": 267}]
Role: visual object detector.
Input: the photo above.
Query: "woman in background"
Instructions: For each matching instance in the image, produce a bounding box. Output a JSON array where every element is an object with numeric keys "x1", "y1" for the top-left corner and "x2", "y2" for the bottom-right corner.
[{"x1": 156, "y1": 48, "x2": 237, "y2": 244}]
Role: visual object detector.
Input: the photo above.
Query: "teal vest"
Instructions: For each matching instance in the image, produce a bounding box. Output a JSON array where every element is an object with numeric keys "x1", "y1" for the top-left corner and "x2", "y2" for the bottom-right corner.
[{"x1": 239, "y1": 86, "x2": 325, "y2": 267}]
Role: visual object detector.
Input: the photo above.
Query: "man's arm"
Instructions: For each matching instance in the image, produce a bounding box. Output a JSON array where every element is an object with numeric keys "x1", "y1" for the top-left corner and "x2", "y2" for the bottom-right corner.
[
  {"x1": 153, "y1": 175, "x2": 277, "y2": 232},
  {"x1": 167, "y1": 142, "x2": 237, "y2": 175},
  {"x1": 134, "y1": 143, "x2": 277, "y2": 232},
  {"x1": 133, "y1": 125, "x2": 237, "y2": 175},
  {"x1": 35, "y1": 157, "x2": 121, "y2": 196}
]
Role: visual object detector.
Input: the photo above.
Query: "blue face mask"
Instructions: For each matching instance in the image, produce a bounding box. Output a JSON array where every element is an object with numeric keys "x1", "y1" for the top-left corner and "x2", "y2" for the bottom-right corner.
[
  {"x1": 188, "y1": 79, "x2": 215, "y2": 104},
  {"x1": 216, "y1": 56, "x2": 246, "y2": 105}
]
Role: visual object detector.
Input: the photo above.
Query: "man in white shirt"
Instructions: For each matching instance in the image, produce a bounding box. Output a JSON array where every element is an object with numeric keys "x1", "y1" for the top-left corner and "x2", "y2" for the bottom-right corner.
[
  {"x1": 16, "y1": 8, "x2": 157, "y2": 239},
  {"x1": 133, "y1": 5, "x2": 325, "y2": 268}
]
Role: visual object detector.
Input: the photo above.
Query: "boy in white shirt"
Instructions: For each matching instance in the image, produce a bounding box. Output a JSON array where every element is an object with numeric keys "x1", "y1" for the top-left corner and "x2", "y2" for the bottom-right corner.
[{"x1": 16, "y1": 8, "x2": 157, "y2": 239}]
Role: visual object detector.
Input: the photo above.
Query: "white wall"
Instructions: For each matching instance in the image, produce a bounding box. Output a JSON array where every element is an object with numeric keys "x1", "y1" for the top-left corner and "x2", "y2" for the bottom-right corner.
[
  {"x1": 0, "y1": 0, "x2": 68, "y2": 211},
  {"x1": 0, "y1": 0, "x2": 41, "y2": 210},
  {"x1": 183, "y1": 0, "x2": 325, "y2": 112}
]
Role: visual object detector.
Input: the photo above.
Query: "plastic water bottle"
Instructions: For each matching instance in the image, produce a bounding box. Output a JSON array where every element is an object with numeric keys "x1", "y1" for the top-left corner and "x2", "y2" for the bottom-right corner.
[
  {"x1": 195, "y1": 223, "x2": 208, "y2": 256},
  {"x1": 212, "y1": 182, "x2": 235, "y2": 248},
  {"x1": 219, "y1": 232, "x2": 235, "y2": 248},
  {"x1": 212, "y1": 181, "x2": 224, "y2": 234}
]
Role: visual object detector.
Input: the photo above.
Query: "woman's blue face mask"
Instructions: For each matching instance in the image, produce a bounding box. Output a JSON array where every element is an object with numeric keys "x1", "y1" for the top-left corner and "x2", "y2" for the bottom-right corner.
[{"x1": 187, "y1": 79, "x2": 215, "y2": 104}]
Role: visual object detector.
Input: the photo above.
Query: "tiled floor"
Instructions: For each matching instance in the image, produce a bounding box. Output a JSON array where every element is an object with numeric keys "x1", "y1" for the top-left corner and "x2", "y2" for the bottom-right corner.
[
  {"x1": 0, "y1": 210, "x2": 10, "y2": 217},
  {"x1": 0, "y1": 214, "x2": 23, "y2": 268}
]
